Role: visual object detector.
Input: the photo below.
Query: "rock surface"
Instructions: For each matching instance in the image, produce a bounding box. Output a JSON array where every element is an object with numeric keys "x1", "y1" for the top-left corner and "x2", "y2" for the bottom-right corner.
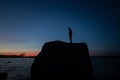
[{"x1": 31, "y1": 41, "x2": 93, "y2": 80}]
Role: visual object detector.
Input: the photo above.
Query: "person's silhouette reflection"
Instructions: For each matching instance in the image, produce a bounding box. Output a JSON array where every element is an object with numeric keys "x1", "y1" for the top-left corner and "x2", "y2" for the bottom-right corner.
[{"x1": 68, "y1": 28, "x2": 72, "y2": 43}]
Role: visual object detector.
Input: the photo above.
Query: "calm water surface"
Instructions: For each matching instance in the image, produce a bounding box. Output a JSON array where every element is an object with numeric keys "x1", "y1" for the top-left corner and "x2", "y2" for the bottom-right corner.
[
  {"x1": 92, "y1": 57, "x2": 120, "y2": 80},
  {"x1": 0, "y1": 58, "x2": 120, "y2": 80}
]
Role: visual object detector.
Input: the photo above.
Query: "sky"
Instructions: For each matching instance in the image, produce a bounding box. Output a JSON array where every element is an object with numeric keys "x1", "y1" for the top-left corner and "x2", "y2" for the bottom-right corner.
[{"x1": 0, "y1": 0, "x2": 120, "y2": 56}]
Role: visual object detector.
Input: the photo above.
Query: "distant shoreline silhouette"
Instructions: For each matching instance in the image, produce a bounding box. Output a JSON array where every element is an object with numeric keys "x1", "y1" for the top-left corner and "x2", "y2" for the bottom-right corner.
[{"x1": 68, "y1": 28, "x2": 72, "y2": 43}]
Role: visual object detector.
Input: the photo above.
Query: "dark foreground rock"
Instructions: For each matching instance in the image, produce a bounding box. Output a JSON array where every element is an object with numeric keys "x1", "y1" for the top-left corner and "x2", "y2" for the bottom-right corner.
[
  {"x1": 31, "y1": 41, "x2": 93, "y2": 80},
  {"x1": 0, "y1": 72, "x2": 8, "y2": 80}
]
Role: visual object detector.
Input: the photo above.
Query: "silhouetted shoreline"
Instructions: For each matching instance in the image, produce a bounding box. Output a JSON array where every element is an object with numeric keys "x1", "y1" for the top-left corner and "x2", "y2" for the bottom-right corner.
[
  {"x1": 0, "y1": 56, "x2": 120, "y2": 58},
  {"x1": 92, "y1": 56, "x2": 120, "y2": 58},
  {"x1": 0, "y1": 55, "x2": 35, "y2": 58}
]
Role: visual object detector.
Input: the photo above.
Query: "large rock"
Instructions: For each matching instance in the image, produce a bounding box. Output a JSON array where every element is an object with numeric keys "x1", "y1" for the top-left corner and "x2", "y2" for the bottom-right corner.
[{"x1": 31, "y1": 41, "x2": 93, "y2": 80}]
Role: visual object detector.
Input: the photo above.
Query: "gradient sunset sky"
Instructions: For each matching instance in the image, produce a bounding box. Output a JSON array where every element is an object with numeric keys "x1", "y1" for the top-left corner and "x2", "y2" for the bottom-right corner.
[{"x1": 0, "y1": 0, "x2": 120, "y2": 56}]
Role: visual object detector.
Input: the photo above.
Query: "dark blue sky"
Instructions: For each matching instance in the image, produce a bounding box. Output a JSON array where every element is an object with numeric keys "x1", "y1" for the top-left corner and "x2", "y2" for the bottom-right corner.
[{"x1": 0, "y1": 0, "x2": 120, "y2": 56}]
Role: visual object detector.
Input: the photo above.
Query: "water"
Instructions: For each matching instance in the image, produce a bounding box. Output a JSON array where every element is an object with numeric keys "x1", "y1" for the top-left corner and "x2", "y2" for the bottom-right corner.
[
  {"x1": 0, "y1": 58, "x2": 34, "y2": 80},
  {"x1": 0, "y1": 57, "x2": 120, "y2": 80},
  {"x1": 92, "y1": 57, "x2": 120, "y2": 80}
]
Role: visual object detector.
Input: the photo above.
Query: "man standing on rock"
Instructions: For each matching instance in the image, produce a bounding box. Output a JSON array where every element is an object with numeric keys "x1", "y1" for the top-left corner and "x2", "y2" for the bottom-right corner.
[{"x1": 68, "y1": 27, "x2": 72, "y2": 43}]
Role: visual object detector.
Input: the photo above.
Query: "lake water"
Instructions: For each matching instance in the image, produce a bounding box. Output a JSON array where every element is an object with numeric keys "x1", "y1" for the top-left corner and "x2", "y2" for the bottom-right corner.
[
  {"x1": 92, "y1": 57, "x2": 120, "y2": 80},
  {"x1": 0, "y1": 57, "x2": 120, "y2": 80}
]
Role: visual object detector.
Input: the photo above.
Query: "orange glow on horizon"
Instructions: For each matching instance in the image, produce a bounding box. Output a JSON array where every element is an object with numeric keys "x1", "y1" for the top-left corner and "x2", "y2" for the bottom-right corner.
[
  {"x1": 0, "y1": 51, "x2": 39, "y2": 57},
  {"x1": 24, "y1": 52, "x2": 39, "y2": 57}
]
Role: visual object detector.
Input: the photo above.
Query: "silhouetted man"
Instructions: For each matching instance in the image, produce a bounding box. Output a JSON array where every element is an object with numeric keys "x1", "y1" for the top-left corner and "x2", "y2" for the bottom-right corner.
[{"x1": 68, "y1": 28, "x2": 72, "y2": 43}]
